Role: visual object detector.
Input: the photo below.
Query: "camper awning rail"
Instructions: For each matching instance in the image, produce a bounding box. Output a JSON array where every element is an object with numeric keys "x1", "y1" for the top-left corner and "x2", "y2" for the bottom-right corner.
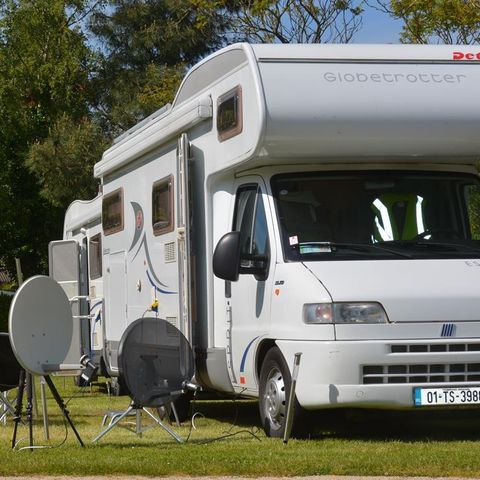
[{"x1": 94, "y1": 96, "x2": 212, "y2": 179}]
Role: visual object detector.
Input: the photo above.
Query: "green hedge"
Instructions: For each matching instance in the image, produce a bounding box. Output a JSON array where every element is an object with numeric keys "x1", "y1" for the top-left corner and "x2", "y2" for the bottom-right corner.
[{"x1": 0, "y1": 294, "x2": 12, "y2": 332}]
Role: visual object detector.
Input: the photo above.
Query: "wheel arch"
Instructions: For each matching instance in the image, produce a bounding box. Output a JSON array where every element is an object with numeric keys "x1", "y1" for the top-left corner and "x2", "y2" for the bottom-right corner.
[{"x1": 255, "y1": 338, "x2": 277, "y2": 384}]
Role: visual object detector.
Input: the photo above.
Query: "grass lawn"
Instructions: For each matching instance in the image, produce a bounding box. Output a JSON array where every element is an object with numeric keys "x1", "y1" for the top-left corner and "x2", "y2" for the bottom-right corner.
[{"x1": 1, "y1": 378, "x2": 480, "y2": 477}]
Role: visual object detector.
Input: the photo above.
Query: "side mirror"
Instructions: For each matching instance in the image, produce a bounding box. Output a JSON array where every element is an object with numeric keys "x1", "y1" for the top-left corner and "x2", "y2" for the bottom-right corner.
[{"x1": 213, "y1": 232, "x2": 241, "y2": 281}]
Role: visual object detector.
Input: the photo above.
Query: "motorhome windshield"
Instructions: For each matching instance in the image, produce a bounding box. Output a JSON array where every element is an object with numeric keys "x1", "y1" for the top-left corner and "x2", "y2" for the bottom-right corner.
[{"x1": 271, "y1": 171, "x2": 480, "y2": 261}]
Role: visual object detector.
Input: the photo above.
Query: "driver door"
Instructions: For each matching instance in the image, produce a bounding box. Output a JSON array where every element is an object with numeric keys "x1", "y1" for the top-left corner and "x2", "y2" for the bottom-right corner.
[{"x1": 227, "y1": 178, "x2": 275, "y2": 392}]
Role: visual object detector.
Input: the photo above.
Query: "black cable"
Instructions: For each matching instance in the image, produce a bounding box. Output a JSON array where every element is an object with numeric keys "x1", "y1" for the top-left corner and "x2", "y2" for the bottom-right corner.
[
  {"x1": 223, "y1": 388, "x2": 245, "y2": 433},
  {"x1": 197, "y1": 429, "x2": 261, "y2": 444},
  {"x1": 184, "y1": 388, "x2": 263, "y2": 445}
]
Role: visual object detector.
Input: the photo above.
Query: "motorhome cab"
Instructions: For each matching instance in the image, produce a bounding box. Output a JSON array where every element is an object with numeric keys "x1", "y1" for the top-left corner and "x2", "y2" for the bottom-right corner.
[{"x1": 51, "y1": 44, "x2": 480, "y2": 437}]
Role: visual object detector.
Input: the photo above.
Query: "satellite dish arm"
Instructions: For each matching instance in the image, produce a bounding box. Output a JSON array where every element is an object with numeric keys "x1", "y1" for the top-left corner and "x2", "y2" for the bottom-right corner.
[{"x1": 182, "y1": 381, "x2": 201, "y2": 393}]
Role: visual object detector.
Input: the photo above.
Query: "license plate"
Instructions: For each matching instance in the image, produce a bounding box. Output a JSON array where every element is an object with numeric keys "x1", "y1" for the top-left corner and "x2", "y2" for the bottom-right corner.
[{"x1": 414, "y1": 386, "x2": 480, "y2": 406}]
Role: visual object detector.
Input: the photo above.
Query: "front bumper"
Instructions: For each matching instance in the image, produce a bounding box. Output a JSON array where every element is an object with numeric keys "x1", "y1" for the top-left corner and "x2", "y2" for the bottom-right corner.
[{"x1": 276, "y1": 339, "x2": 480, "y2": 410}]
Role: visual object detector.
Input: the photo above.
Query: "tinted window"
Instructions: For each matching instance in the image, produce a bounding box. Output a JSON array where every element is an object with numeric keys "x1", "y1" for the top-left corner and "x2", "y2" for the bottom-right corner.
[
  {"x1": 152, "y1": 175, "x2": 174, "y2": 235},
  {"x1": 102, "y1": 188, "x2": 123, "y2": 235},
  {"x1": 89, "y1": 233, "x2": 102, "y2": 280},
  {"x1": 272, "y1": 171, "x2": 480, "y2": 261},
  {"x1": 233, "y1": 185, "x2": 270, "y2": 273},
  {"x1": 217, "y1": 86, "x2": 242, "y2": 142}
]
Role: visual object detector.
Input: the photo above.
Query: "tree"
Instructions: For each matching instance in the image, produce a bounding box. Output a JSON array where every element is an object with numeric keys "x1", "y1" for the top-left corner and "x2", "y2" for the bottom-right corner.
[
  {"x1": 373, "y1": 0, "x2": 480, "y2": 44},
  {"x1": 0, "y1": 0, "x2": 367, "y2": 279},
  {"x1": 89, "y1": 0, "x2": 231, "y2": 134},
  {"x1": 26, "y1": 114, "x2": 108, "y2": 208},
  {"x1": 0, "y1": 0, "x2": 97, "y2": 276},
  {"x1": 230, "y1": 0, "x2": 365, "y2": 43}
]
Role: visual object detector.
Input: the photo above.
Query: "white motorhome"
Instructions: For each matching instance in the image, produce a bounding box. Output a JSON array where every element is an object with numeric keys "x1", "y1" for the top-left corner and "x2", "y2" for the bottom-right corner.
[{"x1": 51, "y1": 43, "x2": 480, "y2": 437}]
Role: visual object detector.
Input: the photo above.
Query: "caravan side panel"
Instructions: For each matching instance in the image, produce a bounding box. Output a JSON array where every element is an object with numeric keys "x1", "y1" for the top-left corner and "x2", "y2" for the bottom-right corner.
[{"x1": 101, "y1": 143, "x2": 181, "y2": 373}]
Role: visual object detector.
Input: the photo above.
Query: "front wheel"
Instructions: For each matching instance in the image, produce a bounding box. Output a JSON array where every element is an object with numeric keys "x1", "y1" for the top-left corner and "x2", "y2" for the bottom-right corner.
[{"x1": 259, "y1": 347, "x2": 308, "y2": 438}]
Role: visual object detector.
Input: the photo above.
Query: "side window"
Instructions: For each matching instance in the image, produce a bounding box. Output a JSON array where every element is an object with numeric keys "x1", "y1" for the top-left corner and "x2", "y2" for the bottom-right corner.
[
  {"x1": 233, "y1": 185, "x2": 270, "y2": 276},
  {"x1": 217, "y1": 86, "x2": 242, "y2": 142},
  {"x1": 89, "y1": 233, "x2": 102, "y2": 280},
  {"x1": 102, "y1": 188, "x2": 124, "y2": 235},
  {"x1": 152, "y1": 175, "x2": 174, "y2": 236},
  {"x1": 464, "y1": 184, "x2": 480, "y2": 240}
]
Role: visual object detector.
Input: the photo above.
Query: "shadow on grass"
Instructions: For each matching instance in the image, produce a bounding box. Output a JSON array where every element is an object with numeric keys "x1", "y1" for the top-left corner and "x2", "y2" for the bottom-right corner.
[
  {"x1": 190, "y1": 398, "x2": 260, "y2": 428},
  {"x1": 35, "y1": 380, "x2": 480, "y2": 444},
  {"x1": 305, "y1": 408, "x2": 480, "y2": 442},
  {"x1": 190, "y1": 399, "x2": 480, "y2": 442}
]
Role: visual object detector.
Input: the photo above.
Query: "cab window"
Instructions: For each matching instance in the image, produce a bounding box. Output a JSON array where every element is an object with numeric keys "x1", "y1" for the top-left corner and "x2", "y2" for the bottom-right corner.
[{"x1": 233, "y1": 184, "x2": 270, "y2": 277}]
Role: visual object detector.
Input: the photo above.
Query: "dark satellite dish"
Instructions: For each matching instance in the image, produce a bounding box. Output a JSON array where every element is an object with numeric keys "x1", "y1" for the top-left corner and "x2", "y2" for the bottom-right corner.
[
  {"x1": 93, "y1": 317, "x2": 195, "y2": 443},
  {"x1": 0, "y1": 333, "x2": 21, "y2": 392},
  {"x1": 119, "y1": 317, "x2": 194, "y2": 407}
]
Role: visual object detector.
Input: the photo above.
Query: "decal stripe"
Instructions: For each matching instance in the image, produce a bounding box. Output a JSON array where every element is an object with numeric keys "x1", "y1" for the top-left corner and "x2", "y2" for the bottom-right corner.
[
  {"x1": 133, "y1": 235, "x2": 170, "y2": 288},
  {"x1": 90, "y1": 300, "x2": 102, "y2": 311},
  {"x1": 128, "y1": 202, "x2": 144, "y2": 252},
  {"x1": 146, "y1": 270, "x2": 177, "y2": 295},
  {"x1": 240, "y1": 336, "x2": 259, "y2": 373}
]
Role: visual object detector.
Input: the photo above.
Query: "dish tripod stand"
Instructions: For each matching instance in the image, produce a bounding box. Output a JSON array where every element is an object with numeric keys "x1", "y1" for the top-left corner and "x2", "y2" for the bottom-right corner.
[
  {"x1": 92, "y1": 400, "x2": 183, "y2": 444},
  {"x1": 11, "y1": 369, "x2": 84, "y2": 449}
]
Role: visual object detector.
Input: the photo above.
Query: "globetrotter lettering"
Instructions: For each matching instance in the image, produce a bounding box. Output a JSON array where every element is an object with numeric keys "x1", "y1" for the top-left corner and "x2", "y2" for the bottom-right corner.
[
  {"x1": 324, "y1": 72, "x2": 467, "y2": 84},
  {"x1": 453, "y1": 51, "x2": 480, "y2": 60}
]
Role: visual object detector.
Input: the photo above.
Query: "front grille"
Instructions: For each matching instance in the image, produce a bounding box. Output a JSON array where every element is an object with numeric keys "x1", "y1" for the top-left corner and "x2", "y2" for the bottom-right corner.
[
  {"x1": 390, "y1": 343, "x2": 480, "y2": 354},
  {"x1": 363, "y1": 363, "x2": 480, "y2": 384}
]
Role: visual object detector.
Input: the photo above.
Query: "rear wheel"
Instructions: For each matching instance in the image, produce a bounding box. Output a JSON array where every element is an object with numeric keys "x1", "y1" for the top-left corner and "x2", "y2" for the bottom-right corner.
[
  {"x1": 110, "y1": 376, "x2": 127, "y2": 396},
  {"x1": 259, "y1": 347, "x2": 308, "y2": 438}
]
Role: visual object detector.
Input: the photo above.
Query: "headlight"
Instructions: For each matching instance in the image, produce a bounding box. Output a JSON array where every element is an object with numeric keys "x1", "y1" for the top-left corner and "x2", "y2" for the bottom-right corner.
[{"x1": 303, "y1": 302, "x2": 389, "y2": 324}]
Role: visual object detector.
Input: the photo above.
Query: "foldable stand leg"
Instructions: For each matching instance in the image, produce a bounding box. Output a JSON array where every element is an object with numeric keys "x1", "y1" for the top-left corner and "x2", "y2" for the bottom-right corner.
[
  {"x1": 135, "y1": 408, "x2": 142, "y2": 437},
  {"x1": 25, "y1": 373, "x2": 34, "y2": 450},
  {"x1": 11, "y1": 369, "x2": 26, "y2": 449},
  {"x1": 1, "y1": 392, "x2": 16, "y2": 420},
  {"x1": 43, "y1": 376, "x2": 84, "y2": 447},
  {"x1": 40, "y1": 377, "x2": 49, "y2": 441},
  {"x1": 170, "y1": 402, "x2": 181, "y2": 427},
  {"x1": 142, "y1": 407, "x2": 184, "y2": 443},
  {"x1": 92, "y1": 405, "x2": 134, "y2": 443}
]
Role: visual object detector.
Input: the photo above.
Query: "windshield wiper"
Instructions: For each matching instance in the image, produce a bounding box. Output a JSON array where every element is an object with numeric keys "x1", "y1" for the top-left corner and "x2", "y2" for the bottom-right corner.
[
  {"x1": 378, "y1": 240, "x2": 480, "y2": 254},
  {"x1": 297, "y1": 242, "x2": 413, "y2": 259}
]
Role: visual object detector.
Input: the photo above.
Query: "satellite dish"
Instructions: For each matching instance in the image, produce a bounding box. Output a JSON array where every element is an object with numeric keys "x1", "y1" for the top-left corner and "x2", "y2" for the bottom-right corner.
[
  {"x1": 0, "y1": 333, "x2": 21, "y2": 392},
  {"x1": 9, "y1": 276, "x2": 73, "y2": 376},
  {"x1": 118, "y1": 317, "x2": 194, "y2": 408},
  {"x1": 93, "y1": 317, "x2": 195, "y2": 444}
]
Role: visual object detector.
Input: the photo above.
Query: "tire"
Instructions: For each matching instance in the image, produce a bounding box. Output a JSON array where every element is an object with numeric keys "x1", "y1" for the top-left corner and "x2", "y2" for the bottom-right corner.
[
  {"x1": 110, "y1": 376, "x2": 127, "y2": 396},
  {"x1": 259, "y1": 346, "x2": 308, "y2": 438}
]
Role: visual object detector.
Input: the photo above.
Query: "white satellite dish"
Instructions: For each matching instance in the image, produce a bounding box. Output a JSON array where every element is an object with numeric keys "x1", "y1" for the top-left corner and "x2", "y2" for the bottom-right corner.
[{"x1": 9, "y1": 275, "x2": 74, "y2": 376}]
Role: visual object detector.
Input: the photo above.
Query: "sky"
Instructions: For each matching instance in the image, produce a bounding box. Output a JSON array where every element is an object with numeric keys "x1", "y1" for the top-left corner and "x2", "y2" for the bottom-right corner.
[{"x1": 353, "y1": 5, "x2": 404, "y2": 44}]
